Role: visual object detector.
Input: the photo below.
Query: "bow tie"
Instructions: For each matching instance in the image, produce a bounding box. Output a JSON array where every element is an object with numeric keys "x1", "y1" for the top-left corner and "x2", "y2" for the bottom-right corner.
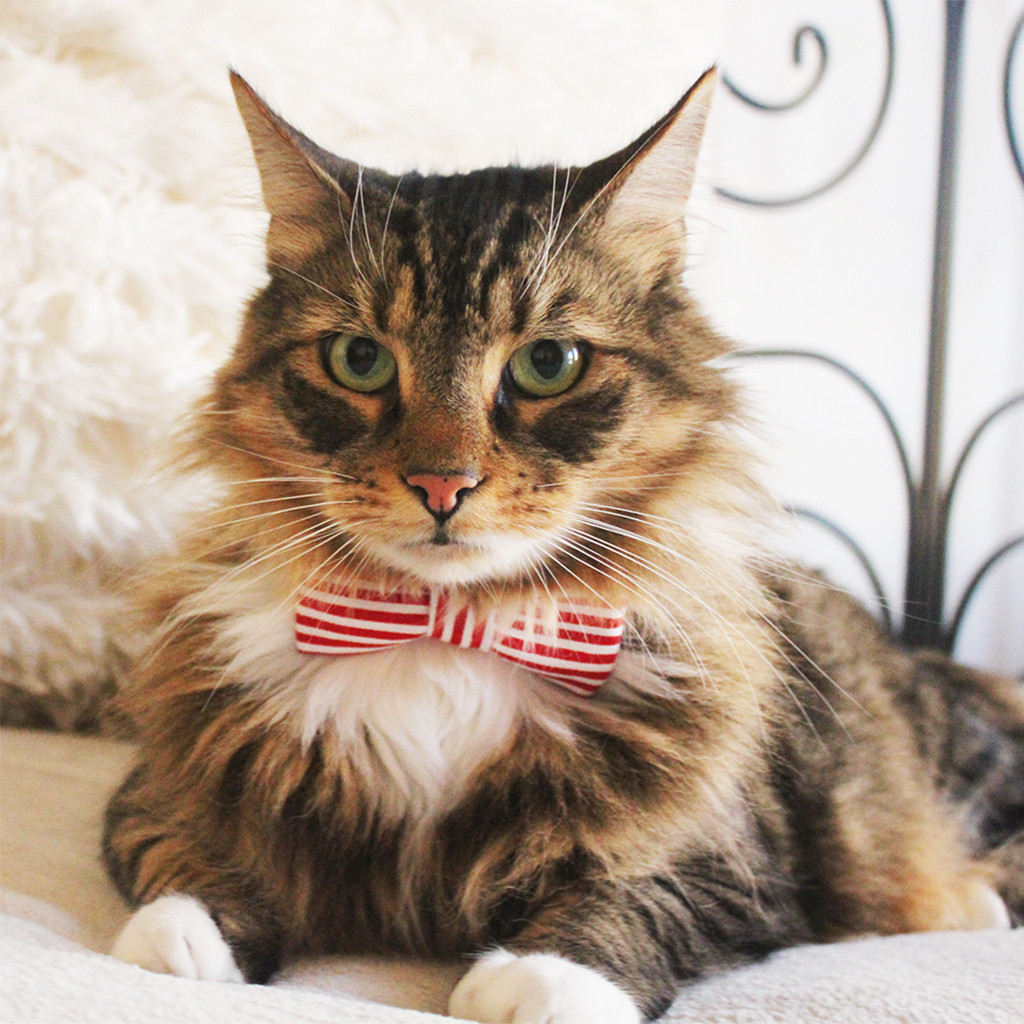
[{"x1": 295, "y1": 581, "x2": 625, "y2": 696}]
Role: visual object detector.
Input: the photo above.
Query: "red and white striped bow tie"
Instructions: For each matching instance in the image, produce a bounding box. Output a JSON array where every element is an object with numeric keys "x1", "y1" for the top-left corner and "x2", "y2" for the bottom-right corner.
[{"x1": 296, "y1": 581, "x2": 625, "y2": 696}]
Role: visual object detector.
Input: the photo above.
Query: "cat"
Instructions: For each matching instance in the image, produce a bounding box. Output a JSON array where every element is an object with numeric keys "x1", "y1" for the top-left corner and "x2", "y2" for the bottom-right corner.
[{"x1": 102, "y1": 68, "x2": 1024, "y2": 1023}]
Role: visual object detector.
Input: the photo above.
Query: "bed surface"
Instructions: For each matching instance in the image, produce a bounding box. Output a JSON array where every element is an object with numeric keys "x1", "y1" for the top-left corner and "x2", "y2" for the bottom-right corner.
[{"x1": 2, "y1": 727, "x2": 1021, "y2": 1024}]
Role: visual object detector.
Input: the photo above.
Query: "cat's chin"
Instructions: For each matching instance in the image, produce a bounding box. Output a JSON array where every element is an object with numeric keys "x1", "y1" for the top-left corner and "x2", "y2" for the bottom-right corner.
[{"x1": 370, "y1": 535, "x2": 546, "y2": 587}]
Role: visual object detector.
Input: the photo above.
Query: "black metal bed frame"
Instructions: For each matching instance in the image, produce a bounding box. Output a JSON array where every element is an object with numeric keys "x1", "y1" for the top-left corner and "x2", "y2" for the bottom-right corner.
[{"x1": 717, "y1": 0, "x2": 1023, "y2": 662}]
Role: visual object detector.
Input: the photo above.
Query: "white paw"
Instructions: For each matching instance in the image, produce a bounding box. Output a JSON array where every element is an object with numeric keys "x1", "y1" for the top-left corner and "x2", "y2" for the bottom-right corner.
[
  {"x1": 111, "y1": 894, "x2": 244, "y2": 982},
  {"x1": 448, "y1": 949, "x2": 641, "y2": 1024},
  {"x1": 959, "y1": 879, "x2": 1012, "y2": 930}
]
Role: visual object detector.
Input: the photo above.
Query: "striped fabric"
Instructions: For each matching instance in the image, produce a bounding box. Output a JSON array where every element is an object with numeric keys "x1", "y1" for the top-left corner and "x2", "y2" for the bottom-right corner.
[{"x1": 295, "y1": 581, "x2": 625, "y2": 696}]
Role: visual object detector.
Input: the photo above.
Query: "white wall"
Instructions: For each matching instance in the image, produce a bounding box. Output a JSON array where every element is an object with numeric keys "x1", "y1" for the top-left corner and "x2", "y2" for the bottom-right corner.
[{"x1": 693, "y1": 0, "x2": 1024, "y2": 674}]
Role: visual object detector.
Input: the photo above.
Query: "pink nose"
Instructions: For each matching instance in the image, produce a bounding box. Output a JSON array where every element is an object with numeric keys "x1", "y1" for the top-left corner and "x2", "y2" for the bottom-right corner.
[{"x1": 405, "y1": 472, "x2": 480, "y2": 517}]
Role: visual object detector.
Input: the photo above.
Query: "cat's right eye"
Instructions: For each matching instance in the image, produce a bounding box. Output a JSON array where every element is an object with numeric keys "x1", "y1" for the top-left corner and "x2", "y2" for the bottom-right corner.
[{"x1": 321, "y1": 334, "x2": 397, "y2": 393}]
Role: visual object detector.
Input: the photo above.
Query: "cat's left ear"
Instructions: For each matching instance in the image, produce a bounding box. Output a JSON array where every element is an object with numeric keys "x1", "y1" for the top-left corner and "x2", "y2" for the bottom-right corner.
[{"x1": 585, "y1": 68, "x2": 716, "y2": 261}]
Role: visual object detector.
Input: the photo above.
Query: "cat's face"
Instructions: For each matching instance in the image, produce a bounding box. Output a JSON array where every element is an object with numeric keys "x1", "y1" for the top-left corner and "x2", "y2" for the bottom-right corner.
[{"x1": 203, "y1": 72, "x2": 736, "y2": 593}]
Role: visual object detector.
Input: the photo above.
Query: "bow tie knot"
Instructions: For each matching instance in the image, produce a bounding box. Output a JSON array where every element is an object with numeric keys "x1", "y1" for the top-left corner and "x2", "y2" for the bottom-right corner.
[{"x1": 295, "y1": 581, "x2": 625, "y2": 696}]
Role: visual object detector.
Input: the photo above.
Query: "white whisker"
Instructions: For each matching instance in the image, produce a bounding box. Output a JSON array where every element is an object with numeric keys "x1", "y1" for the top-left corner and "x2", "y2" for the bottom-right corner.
[
  {"x1": 206, "y1": 438, "x2": 351, "y2": 480},
  {"x1": 344, "y1": 166, "x2": 373, "y2": 290},
  {"x1": 547, "y1": 529, "x2": 714, "y2": 691},
  {"x1": 379, "y1": 175, "x2": 404, "y2": 281},
  {"x1": 568, "y1": 505, "x2": 858, "y2": 727},
  {"x1": 187, "y1": 499, "x2": 361, "y2": 538},
  {"x1": 266, "y1": 260, "x2": 356, "y2": 310}
]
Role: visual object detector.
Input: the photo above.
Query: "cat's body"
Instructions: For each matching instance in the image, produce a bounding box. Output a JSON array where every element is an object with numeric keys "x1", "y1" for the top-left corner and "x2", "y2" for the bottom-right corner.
[{"x1": 103, "y1": 71, "x2": 1024, "y2": 1022}]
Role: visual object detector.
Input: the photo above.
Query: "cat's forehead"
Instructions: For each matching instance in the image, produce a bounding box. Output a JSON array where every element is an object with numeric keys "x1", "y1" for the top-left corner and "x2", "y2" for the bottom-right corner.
[
  {"x1": 392, "y1": 164, "x2": 558, "y2": 226},
  {"x1": 235, "y1": 68, "x2": 715, "y2": 350},
  {"x1": 359, "y1": 164, "x2": 579, "y2": 343}
]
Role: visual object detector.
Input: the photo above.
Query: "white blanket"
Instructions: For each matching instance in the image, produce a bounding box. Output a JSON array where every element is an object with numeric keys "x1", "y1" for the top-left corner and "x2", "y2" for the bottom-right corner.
[{"x1": 2, "y1": 729, "x2": 1022, "y2": 1024}]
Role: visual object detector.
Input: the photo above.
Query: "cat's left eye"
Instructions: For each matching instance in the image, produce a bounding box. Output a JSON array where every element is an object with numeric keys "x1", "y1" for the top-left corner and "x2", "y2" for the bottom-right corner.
[
  {"x1": 507, "y1": 339, "x2": 585, "y2": 398},
  {"x1": 321, "y1": 334, "x2": 397, "y2": 393}
]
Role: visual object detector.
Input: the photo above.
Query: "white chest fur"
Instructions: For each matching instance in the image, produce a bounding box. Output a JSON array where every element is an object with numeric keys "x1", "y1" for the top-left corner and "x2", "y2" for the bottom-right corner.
[
  {"x1": 201, "y1": 568, "x2": 573, "y2": 824},
  {"x1": 281, "y1": 641, "x2": 556, "y2": 822}
]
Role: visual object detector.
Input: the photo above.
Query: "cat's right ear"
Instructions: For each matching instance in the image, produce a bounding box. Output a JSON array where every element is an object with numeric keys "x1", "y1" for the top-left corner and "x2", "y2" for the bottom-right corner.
[{"x1": 230, "y1": 71, "x2": 354, "y2": 262}]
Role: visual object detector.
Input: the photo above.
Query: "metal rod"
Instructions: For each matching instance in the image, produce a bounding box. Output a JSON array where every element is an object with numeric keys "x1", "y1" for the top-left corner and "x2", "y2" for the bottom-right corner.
[{"x1": 902, "y1": 0, "x2": 966, "y2": 648}]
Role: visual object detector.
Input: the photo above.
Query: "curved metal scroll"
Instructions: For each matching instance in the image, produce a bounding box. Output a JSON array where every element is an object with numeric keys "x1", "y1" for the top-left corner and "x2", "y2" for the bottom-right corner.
[
  {"x1": 1006, "y1": 11, "x2": 1024, "y2": 188},
  {"x1": 729, "y1": 348, "x2": 907, "y2": 626},
  {"x1": 944, "y1": 394, "x2": 1024, "y2": 523},
  {"x1": 731, "y1": 346, "x2": 1023, "y2": 658},
  {"x1": 946, "y1": 535, "x2": 1024, "y2": 648},
  {"x1": 786, "y1": 505, "x2": 895, "y2": 632},
  {"x1": 716, "y1": 0, "x2": 895, "y2": 207},
  {"x1": 723, "y1": 26, "x2": 828, "y2": 113},
  {"x1": 732, "y1": 348, "x2": 914, "y2": 498},
  {"x1": 941, "y1": 393, "x2": 1024, "y2": 648}
]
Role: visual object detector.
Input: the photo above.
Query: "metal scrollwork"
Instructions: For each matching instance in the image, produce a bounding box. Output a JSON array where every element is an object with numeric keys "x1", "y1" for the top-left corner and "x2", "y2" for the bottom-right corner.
[
  {"x1": 942, "y1": 394, "x2": 1024, "y2": 648},
  {"x1": 786, "y1": 505, "x2": 896, "y2": 633},
  {"x1": 715, "y1": 0, "x2": 895, "y2": 208},
  {"x1": 1005, "y1": 10, "x2": 1024, "y2": 188},
  {"x1": 729, "y1": 347, "x2": 907, "y2": 627},
  {"x1": 732, "y1": 347, "x2": 1023, "y2": 657},
  {"x1": 732, "y1": 348, "x2": 914, "y2": 499},
  {"x1": 718, "y1": 2, "x2": 1022, "y2": 671},
  {"x1": 723, "y1": 25, "x2": 828, "y2": 113}
]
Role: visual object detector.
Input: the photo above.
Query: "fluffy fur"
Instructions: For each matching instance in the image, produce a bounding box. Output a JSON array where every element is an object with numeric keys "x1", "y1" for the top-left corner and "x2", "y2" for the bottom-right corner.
[
  {"x1": 101, "y1": 70, "x2": 1024, "y2": 1024},
  {"x1": 1, "y1": 0, "x2": 717, "y2": 730}
]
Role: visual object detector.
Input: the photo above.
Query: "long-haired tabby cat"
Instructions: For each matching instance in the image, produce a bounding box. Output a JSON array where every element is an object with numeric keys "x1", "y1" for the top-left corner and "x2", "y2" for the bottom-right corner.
[{"x1": 103, "y1": 69, "x2": 1024, "y2": 1023}]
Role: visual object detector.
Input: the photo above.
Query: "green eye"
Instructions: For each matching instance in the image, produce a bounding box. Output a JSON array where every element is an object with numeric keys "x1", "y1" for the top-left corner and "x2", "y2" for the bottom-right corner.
[
  {"x1": 508, "y1": 339, "x2": 585, "y2": 397},
  {"x1": 322, "y1": 334, "x2": 397, "y2": 393}
]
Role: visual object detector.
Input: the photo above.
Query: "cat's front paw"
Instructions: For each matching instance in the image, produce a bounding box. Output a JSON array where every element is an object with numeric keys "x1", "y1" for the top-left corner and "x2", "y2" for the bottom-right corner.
[
  {"x1": 448, "y1": 949, "x2": 641, "y2": 1024},
  {"x1": 110, "y1": 894, "x2": 243, "y2": 982}
]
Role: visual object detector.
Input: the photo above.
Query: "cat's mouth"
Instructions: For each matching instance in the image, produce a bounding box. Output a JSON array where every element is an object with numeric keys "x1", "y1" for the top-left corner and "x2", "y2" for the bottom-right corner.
[
  {"x1": 365, "y1": 530, "x2": 553, "y2": 586},
  {"x1": 429, "y1": 526, "x2": 453, "y2": 547}
]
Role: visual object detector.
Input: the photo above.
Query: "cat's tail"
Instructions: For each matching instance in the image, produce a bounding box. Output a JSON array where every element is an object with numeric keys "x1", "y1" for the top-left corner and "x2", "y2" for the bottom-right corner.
[{"x1": 908, "y1": 651, "x2": 1024, "y2": 924}]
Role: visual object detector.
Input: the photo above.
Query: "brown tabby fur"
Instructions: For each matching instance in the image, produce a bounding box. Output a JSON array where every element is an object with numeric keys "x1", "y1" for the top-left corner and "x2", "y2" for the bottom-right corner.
[{"x1": 103, "y1": 70, "x2": 1024, "y2": 1020}]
